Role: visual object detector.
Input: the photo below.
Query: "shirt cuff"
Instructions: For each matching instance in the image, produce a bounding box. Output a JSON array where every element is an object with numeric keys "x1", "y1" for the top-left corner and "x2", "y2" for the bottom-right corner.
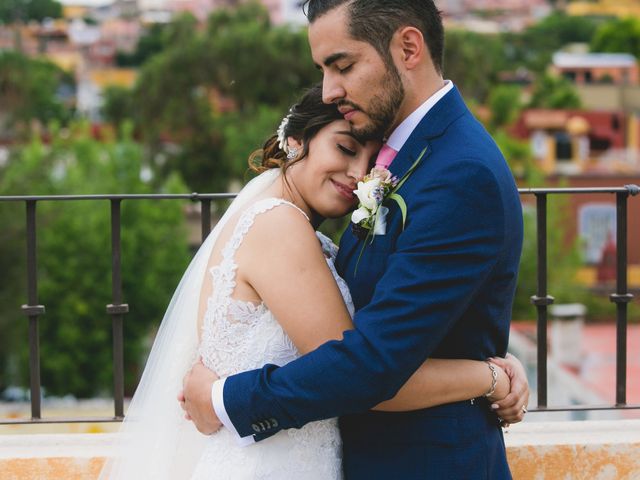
[{"x1": 211, "y1": 378, "x2": 255, "y2": 446}]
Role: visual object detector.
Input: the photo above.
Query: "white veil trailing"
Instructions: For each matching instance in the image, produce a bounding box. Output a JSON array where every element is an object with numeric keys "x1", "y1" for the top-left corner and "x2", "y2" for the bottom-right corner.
[{"x1": 99, "y1": 169, "x2": 281, "y2": 480}]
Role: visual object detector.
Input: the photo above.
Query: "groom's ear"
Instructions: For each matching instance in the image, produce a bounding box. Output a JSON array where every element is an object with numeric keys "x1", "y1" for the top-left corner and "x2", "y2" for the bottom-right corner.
[{"x1": 394, "y1": 26, "x2": 426, "y2": 71}]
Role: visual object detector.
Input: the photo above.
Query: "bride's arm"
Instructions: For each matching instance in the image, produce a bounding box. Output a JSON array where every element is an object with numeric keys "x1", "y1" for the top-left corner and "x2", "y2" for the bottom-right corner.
[
  {"x1": 240, "y1": 207, "x2": 522, "y2": 420},
  {"x1": 372, "y1": 358, "x2": 509, "y2": 411}
]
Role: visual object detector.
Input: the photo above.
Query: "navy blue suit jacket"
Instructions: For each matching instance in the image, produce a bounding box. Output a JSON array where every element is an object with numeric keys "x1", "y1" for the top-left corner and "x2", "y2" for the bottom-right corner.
[{"x1": 222, "y1": 87, "x2": 523, "y2": 479}]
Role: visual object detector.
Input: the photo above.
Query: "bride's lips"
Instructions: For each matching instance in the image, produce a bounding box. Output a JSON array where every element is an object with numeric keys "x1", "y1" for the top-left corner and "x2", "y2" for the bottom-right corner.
[{"x1": 331, "y1": 179, "x2": 356, "y2": 200}]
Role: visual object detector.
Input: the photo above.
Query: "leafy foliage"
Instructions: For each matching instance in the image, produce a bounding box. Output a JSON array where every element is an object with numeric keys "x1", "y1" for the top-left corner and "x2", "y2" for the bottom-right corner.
[
  {"x1": 0, "y1": 0, "x2": 62, "y2": 24},
  {"x1": 528, "y1": 74, "x2": 582, "y2": 109},
  {"x1": 591, "y1": 17, "x2": 640, "y2": 59},
  {"x1": 0, "y1": 122, "x2": 191, "y2": 396},
  {"x1": 444, "y1": 29, "x2": 507, "y2": 103},
  {"x1": 0, "y1": 51, "x2": 73, "y2": 136},
  {"x1": 102, "y1": 4, "x2": 319, "y2": 192},
  {"x1": 115, "y1": 23, "x2": 168, "y2": 67},
  {"x1": 488, "y1": 85, "x2": 522, "y2": 130},
  {"x1": 503, "y1": 12, "x2": 599, "y2": 73}
]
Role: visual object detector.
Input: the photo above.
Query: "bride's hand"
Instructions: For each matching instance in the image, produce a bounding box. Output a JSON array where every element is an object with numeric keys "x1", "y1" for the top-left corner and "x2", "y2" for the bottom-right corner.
[
  {"x1": 487, "y1": 353, "x2": 530, "y2": 426},
  {"x1": 181, "y1": 358, "x2": 223, "y2": 435}
]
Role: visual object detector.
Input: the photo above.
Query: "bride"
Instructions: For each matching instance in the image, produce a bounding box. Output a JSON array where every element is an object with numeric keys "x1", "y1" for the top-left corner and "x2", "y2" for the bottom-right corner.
[{"x1": 100, "y1": 85, "x2": 527, "y2": 479}]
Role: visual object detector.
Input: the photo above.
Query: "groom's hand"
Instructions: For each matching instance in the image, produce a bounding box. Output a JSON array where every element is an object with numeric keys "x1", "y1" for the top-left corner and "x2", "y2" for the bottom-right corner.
[{"x1": 180, "y1": 359, "x2": 223, "y2": 435}]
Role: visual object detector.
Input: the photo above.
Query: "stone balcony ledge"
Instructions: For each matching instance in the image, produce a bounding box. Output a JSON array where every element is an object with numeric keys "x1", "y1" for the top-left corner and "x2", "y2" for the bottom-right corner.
[{"x1": 2, "y1": 419, "x2": 640, "y2": 479}]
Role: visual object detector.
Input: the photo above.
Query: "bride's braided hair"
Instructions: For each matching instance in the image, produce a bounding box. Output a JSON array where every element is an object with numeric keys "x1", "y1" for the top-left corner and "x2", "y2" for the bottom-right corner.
[{"x1": 249, "y1": 84, "x2": 344, "y2": 174}]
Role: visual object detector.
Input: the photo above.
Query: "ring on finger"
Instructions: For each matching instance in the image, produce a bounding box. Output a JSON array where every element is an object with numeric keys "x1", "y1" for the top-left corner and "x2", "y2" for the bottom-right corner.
[{"x1": 521, "y1": 405, "x2": 528, "y2": 414}]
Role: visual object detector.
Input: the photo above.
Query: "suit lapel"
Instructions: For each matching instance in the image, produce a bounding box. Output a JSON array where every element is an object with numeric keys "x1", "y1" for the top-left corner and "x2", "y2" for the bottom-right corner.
[
  {"x1": 389, "y1": 86, "x2": 468, "y2": 181},
  {"x1": 338, "y1": 85, "x2": 471, "y2": 268}
]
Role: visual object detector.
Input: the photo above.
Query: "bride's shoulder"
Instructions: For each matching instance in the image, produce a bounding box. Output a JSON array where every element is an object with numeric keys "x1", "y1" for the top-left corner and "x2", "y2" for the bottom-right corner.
[{"x1": 241, "y1": 197, "x2": 317, "y2": 245}]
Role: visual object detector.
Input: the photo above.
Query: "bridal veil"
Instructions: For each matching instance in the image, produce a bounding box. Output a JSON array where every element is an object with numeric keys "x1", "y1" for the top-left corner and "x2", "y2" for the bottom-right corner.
[{"x1": 99, "y1": 169, "x2": 280, "y2": 479}]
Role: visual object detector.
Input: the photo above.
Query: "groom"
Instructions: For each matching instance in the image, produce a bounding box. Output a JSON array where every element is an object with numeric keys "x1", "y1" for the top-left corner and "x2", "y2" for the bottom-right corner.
[{"x1": 183, "y1": 1, "x2": 524, "y2": 477}]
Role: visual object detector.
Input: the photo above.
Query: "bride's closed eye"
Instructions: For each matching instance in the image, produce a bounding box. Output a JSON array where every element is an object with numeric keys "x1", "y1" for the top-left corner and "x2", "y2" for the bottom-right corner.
[{"x1": 337, "y1": 144, "x2": 356, "y2": 156}]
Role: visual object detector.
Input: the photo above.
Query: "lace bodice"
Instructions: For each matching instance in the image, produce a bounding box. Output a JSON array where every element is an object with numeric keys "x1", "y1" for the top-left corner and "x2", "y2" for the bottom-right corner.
[{"x1": 192, "y1": 197, "x2": 352, "y2": 480}]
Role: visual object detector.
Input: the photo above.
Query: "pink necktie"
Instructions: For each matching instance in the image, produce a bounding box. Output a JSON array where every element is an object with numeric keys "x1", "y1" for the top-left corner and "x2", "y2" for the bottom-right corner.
[{"x1": 375, "y1": 144, "x2": 397, "y2": 169}]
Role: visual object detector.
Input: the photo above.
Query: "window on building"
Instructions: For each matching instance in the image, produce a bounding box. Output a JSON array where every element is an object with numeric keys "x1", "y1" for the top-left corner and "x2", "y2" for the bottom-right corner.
[
  {"x1": 611, "y1": 115, "x2": 620, "y2": 131},
  {"x1": 555, "y1": 131, "x2": 572, "y2": 161},
  {"x1": 590, "y1": 136, "x2": 611, "y2": 152},
  {"x1": 579, "y1": 203, "x2": 616, "y2": 264},
  {"x1": 584, "y1": 71, "x2": 593, "y2": 84}
]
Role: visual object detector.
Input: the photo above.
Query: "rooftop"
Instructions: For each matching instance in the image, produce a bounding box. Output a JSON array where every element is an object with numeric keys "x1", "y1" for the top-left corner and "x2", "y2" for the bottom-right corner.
[{"x1": 553, "y1": 52, "x2": 638, "y2": 69}]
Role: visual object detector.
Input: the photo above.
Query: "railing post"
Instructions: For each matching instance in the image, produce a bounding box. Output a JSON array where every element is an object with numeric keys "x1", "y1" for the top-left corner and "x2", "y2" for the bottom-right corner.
[
  {"x1": 106, "y1": 200, "x2": 128, "y2": 419},
  {"x1": 610, "y1": 191, "x2": 633, "y2": 406},
  {"x1": 20, "y1": 200, "x2": 45, "y2": 419},
  {"x1": 200, "y1": 198, "x2": 211, "y2": 244},
  {"x1": 530, "y1": 193, "x2": 554, "y2": 409}
]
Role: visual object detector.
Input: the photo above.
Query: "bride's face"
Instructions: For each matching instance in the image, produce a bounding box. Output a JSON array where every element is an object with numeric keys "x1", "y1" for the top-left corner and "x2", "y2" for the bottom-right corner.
[{"x1": 289, "y1": 120, "x2": 381, "y2": 219}]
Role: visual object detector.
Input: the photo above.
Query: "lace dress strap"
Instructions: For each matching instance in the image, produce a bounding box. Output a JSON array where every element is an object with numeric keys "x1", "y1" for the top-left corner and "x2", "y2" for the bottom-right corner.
[{"x1": 220, "y1": 197, "x2": 309, "y2": 262}]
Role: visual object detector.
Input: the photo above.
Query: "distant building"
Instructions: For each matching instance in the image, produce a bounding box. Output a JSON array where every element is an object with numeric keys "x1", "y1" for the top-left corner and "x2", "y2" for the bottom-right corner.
[
  {"x1": 511, "y1": 109, "x2": 640, "y2": 176},
  {"x1": 99, "y1": 19, "x2": 141, "y2": 54},
  {"x1": 137, "y1": 0, "x2": 306, "y2": 25},
  {"x1": 552, "y1": 52, "x2": 639, "y2": 86},
  {"x1": 437, "y1": 0, "x2": 551, "y2": 32},
  {"x1": 166, "y1": 0, "x2": 216, "y2": 22},
  {"x1": 567, "y1": 0, "x2": 640, "y2": 19},
  {"x1": 511, "y1": 107, "x2": 640, "y2": 277},
  {"x1": 261, "y1": 0, "x2": 306, "y2": 26},
  {"x1": 547, "y1": 50, "x2": 640, "y2": 115}
]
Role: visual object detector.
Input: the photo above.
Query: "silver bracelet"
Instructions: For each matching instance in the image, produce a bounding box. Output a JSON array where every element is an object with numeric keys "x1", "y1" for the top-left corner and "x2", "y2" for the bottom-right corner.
[{"x1": 484, "y1": 361, "x2": 498, "y2": 398}]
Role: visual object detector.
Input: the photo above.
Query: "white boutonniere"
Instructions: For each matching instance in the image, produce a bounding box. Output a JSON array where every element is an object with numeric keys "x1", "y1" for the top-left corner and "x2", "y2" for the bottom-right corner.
[
  {"x1": 351, "y1": 147, "x2": 428, "y2": 275},
  {"x1": 350, "y1": 167, "x2": 398, "y2": 238}
]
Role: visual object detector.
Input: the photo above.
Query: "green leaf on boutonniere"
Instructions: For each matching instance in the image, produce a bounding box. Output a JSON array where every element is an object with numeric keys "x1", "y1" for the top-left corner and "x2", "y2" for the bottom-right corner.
[
  {"x1": 388, "y1": 193, "x2": 407, "y2": 229},
  {"x1": 392, "y1": 146, "x2": 428, "y2": 193}
]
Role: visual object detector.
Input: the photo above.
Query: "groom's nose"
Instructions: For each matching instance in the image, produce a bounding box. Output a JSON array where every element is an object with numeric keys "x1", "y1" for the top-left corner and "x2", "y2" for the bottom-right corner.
[{"x1": 322, "y1": 74, "x2": 346, "y2": 104}]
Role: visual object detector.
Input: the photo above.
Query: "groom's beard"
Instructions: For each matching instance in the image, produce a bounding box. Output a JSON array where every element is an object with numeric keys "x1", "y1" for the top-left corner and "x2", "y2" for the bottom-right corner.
[{"x1": 341, "y1": 62, "x2": 405, "y2": 141}]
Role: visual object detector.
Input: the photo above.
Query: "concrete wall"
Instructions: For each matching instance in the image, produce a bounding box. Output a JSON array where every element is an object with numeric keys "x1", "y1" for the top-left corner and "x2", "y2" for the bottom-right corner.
[{"x1": 2, "y1": 420, "x2": 640, "y2": 479}]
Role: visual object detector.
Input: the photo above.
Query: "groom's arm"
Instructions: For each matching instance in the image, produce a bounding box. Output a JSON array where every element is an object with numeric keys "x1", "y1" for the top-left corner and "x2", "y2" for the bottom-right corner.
[{"x1": 188, "y1": 159, "x2": 514, "y2": 440}]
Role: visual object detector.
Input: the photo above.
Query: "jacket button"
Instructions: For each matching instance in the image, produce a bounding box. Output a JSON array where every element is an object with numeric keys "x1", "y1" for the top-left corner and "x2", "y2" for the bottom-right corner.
[{"x1": 251, "y1": 423, "x2": 260, "y2": 433}]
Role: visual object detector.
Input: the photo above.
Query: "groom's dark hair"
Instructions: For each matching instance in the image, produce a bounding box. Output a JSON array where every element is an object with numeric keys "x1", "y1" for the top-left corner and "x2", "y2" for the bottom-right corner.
[{"x1": 302, "y1": 0, "x2": 444, "y2": 74}]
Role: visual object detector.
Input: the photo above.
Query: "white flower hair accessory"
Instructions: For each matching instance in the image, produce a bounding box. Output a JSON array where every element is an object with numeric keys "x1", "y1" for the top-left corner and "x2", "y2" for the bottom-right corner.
[{"x1": 276, "y1": 113, "x2": 291, "y2": 154}]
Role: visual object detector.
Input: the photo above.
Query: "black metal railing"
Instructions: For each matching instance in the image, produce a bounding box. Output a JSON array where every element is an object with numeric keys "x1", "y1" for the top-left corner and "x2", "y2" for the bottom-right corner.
[
  {"x1": 0, "y1": 193, "x2": 234, "y2": 424},
  {"x1": 519, "y1": 185, "x2": 640, "y2": 413},
  {"x1": 0, "y1": 186, "x2": 639, "y2": 424}
]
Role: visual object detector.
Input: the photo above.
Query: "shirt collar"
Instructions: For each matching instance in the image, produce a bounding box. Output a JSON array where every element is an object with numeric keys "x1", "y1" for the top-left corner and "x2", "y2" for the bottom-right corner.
[{"x1": 386, "y1": 80, "x2": 454, "y2": 152}]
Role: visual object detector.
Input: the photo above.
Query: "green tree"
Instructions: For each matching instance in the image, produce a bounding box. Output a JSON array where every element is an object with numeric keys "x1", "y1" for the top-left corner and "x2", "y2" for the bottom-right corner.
[
  {"x1": 0, "y1": 0, "x2": 62, "y2": 23},
  {"x1": 488, "y1": 85, "x2": 522, "y2": 130},
  {"x1": 528, "y1": 74, "x2": 581, "y2": 109},
  {"x1": 0, "y1": 51, "x2": 73, "y2": 137},
  {"x1": 101, "y1": 86, "x2": 135, "y2": 131},
  {"x1": 0, "y1": 122, "x2": 191, "y2": 396},
  {"x1": 0, "y1": 0, "x2": 63, "y2": 50},
  {"x1": 115, "y1": 23, "x2": 168, "y2": 67},
  {"x1": 493, "y1": 130, "x2": 533, "y2": 181},
  {"x1": 102, "y1": 3, "x2": 319, "y2": 192},
  {"x1": 444, "y1": 29, "x2": 507, "y2": 103},
  {"x1": 591, "y1": 17, "x2": 640, "y2": 59},
  {"x1": 503, "y1": 12, "x2": 599, "y2": 73}
]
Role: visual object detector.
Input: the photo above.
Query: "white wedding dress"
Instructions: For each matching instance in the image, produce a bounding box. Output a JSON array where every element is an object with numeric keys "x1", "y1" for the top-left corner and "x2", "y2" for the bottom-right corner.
[
  {"x1": 99, "y1": 171, "x2": 353, "y2": 480},
  {"x1": 190, "y1": 197, "x2": 354, "y2": 480}
]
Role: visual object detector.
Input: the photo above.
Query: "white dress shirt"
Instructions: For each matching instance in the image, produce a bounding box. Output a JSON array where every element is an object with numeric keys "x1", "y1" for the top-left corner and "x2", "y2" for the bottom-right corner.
[
  {"x1": 386, "y1": 80, "x2": 453, "y2": 153},
  {"x1": 211, "y1": 79, "x2": 455, "y2": 446}
]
